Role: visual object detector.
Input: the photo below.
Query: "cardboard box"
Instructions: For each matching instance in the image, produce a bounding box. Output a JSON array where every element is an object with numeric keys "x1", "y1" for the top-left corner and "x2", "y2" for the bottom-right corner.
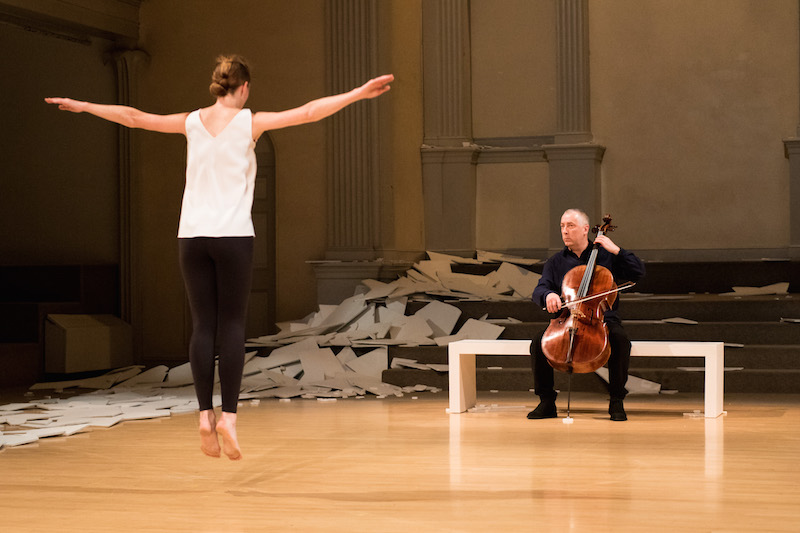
[{"x1": 45, "y1": 314, "x2": 133, "y2": 373}]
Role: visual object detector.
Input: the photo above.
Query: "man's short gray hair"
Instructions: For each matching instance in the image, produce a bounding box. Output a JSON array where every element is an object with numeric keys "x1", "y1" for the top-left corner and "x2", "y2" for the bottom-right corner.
[{"x1": 563, "y1": 209, "x2": 590, "y2": 226}]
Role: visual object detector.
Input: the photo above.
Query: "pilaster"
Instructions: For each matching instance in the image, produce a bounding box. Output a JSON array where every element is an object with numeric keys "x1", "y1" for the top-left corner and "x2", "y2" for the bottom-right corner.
[
  {"x1": 325, "y1": 0, "x2": 380, "y2": 260},
  {"x1": 555, "y1": 0, "x2": 591, "y2": 143},
  {"x1": 422, "y1": 0, "x2": 472, "y2": 147}
]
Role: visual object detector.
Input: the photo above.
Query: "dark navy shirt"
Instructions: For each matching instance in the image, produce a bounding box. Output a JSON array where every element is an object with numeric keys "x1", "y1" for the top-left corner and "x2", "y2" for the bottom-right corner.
[{"x1": 532, "y1": 242, "x2": 646, "y2": 321}]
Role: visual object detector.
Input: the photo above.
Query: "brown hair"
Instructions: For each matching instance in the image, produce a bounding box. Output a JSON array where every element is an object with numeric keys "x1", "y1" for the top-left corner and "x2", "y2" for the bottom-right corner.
[{"x1": 209, "y1": 54, "x2": 251, "y2": 98}]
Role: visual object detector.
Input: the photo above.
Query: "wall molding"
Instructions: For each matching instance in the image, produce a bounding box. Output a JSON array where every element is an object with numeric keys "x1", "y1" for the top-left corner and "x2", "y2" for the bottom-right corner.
[
  {"x1": 0, "y1": 0, "x2": 140, "y2": 41},
  {"x1": 434, "y1": 247, "x2": 799, "y2": 263}
]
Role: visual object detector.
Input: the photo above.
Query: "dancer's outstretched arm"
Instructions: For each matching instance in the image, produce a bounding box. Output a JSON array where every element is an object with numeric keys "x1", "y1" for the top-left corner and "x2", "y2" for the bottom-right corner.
[
  {"x1": 251, "y1": 73, "x2": 393, "y2": 137},
  {"x1": 45, "y1": 98, "x2": 188, "y2": 135}
]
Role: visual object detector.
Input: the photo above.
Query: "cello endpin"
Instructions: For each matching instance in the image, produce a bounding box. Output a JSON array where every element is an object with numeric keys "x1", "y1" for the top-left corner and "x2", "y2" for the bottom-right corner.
[{"x1": 563, "y1": 417, "x2": 574, "y2": 424}]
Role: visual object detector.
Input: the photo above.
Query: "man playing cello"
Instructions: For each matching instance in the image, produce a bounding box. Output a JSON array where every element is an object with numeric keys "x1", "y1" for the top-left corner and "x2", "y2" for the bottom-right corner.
[{"x1": 528, "y1": 209, "x2": 646, "y2": 421}]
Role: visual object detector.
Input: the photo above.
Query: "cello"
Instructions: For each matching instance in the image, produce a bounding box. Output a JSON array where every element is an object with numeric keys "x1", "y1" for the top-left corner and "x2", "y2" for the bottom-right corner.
[{"x1": 540, "y1": 215, "x2": 634, "y2": 416}]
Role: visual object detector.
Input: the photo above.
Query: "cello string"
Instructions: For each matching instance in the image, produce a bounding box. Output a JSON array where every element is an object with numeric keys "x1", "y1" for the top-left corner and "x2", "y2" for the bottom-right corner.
[{"x1": 576, "y1": 228, "x2": 602, "y2": 299}]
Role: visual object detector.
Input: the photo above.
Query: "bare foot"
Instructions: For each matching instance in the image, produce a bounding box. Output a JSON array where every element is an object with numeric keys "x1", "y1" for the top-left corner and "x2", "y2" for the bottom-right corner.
[
  {"x1": 198, "y1": 409, "x2": 221, "y2": 458},
  {"x1": 216, "y1": 412, "x2": 242, "y2": 460}
]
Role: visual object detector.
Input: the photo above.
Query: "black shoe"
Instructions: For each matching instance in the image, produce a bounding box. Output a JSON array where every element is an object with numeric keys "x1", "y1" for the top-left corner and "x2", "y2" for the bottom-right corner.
[
  {"x1": 609, "y1": 399, "x2": 627, "y2": 421},
  {"x1": 527, "y1": 399, "x2": 557, "y2": 419}
]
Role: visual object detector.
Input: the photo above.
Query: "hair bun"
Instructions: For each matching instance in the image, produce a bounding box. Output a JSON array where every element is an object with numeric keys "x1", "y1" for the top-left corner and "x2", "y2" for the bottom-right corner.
[
  {"x1": 209, "y1": 54, "x2": 251, "y2": 98},
  {"x1": 209, "y1": 81, "x2": 227, "y2": 98}
]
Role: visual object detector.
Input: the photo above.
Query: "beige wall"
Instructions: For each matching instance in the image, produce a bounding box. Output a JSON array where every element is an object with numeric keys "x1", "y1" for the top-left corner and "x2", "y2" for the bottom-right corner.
[
  {"x1": 590, "y1": 0, "x2": 799, "y2": 254},
  {"x1": 469, "y1": 0, "x2": 797, "y2": 258},
  {"x1": 471, "y1": 0, "x2": 557, "y2": 138},
  {"x1": 476, "y1": 162, "x2": 549, "y2": 251}
]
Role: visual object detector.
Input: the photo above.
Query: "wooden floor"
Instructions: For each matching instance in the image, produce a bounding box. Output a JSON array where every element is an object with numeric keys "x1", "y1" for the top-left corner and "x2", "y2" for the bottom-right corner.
[{"x1": 1, "y1": 391, "x2": 799, "y2": 532}]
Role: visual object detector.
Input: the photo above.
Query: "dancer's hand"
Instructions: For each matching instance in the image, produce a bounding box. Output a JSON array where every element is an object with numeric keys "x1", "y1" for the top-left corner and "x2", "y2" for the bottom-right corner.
[
  {"x1": 45, "y1": 97, "x2": 86, "y2": 113},
  {"x1": 358, "y1": 74, "x2": 394, "y2": 99}
]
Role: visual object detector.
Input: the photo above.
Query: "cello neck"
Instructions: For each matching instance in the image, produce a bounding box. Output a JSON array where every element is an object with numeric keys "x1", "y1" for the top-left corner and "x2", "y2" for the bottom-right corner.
[
  {"x1": 577, "y1": 229, "x2": 603, "y2": 297},
  {"x1": 587, "y1": 229, "x2": 603, "y2": 269}
]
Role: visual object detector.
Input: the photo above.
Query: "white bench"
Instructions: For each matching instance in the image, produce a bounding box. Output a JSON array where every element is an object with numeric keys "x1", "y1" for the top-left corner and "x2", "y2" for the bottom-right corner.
[{"x1": 447, "y1": 339, "x2": 725, "y2": 418}]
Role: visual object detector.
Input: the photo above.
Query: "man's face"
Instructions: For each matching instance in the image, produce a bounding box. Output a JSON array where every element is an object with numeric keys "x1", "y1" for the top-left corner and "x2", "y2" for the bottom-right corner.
[{"x1": 560, "y1": 212, "x2": 589, "y2": 251}]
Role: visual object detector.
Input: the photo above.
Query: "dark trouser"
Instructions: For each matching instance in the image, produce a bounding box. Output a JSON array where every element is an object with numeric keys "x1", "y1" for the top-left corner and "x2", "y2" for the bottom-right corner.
[
  {"x1": 530, "y1": 318, "x2": 631, "y2": 400},
  {"x1": 178, "y1": 237, "x2": 254, "y2": 413}
]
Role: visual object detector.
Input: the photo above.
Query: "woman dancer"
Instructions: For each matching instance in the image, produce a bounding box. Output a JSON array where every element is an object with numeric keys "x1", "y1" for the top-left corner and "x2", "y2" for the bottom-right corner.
[{"x1": 46, "y1": 55, "x2": 393, "y2": 460}]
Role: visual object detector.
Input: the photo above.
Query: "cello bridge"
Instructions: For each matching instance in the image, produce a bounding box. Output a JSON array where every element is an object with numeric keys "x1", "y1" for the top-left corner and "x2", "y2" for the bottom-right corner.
[{"x1": 570, "y1": 308, "x2": 587, "y2": 320}]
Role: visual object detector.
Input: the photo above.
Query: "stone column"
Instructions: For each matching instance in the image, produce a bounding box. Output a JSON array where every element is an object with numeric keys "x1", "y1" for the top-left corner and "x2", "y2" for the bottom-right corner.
[
  {"x1": 545, "y1": 0, "x2": 605, "y2": 251},
  {"x1": 325, "y1": 0, "x2": 380, "y2": 261},
  {"x1": 421, "y1": 0, "x2": 477, "y2": 254}
]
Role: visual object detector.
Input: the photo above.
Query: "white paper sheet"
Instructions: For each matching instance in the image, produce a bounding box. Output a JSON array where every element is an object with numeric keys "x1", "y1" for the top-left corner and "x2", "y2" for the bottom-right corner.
[
  {"x1": 345, "y1": 347, "x2": 388, "y2": 378},
  {"x1": 720, "y1": 282, "x2": 790, "y2": 296},
  {"x1": 414, "y1": 300, "x2": 462, "y2": 337},
  {"x1": 434, "y1": 319, "x2": 505, "y2": 346}
]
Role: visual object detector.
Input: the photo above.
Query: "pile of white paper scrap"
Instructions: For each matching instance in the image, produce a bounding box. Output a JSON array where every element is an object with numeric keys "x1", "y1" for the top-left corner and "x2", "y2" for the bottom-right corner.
[
  {"x1": 0, "y1": 351, "x2": 437, "y2": 450},
  {"x1": 251, "y1": 252, "x2": 541, "y2": 349},
  {"x1": 367, "y1": 250, "x2": 542, "y2": 304},
  {"x1": 0, "y1": 367, "x2": 199, "y2": 450},
  {"x1": 1, "y1": 252, "x2": 543, "y2": 450}
]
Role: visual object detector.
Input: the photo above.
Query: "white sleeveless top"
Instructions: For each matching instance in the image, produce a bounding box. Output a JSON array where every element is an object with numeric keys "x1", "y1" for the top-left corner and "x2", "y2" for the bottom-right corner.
[{"x1": 178, "y1": 108, "x2": 257, "y2": 238}]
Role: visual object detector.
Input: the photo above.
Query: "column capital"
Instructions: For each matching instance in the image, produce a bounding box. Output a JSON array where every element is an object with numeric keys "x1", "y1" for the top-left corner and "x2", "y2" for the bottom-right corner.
[{"x1": 783, "y1": 137, "x2": 800, "y2": 157}]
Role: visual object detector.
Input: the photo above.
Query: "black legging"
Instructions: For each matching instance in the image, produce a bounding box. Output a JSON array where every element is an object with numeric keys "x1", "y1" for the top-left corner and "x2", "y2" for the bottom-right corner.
[
  {"x1": 530, "y1": 318, "x2": 631, "y2": 400},
  {"x1": 179, "y1": 237, "x2": 253, "y2": 413}
]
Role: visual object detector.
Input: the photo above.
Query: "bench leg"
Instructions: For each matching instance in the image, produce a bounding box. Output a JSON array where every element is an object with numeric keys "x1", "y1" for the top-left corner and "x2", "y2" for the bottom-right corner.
[
  {"x1": 448, "y1": 351, "x2": 476, "y2": 414},
  {"x1": 704, "y1": 344, "x2": 725, "y2": 418}
]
